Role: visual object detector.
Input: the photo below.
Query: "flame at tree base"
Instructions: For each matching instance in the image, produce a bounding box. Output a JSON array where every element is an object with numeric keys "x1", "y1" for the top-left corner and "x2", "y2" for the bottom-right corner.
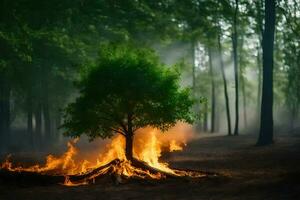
[
  {"x1": 0, "y1": 123, "x2": 209, "y2": 186},
  {"x1": 63, "y1": 158, "x2": 207, "y2": 186}
]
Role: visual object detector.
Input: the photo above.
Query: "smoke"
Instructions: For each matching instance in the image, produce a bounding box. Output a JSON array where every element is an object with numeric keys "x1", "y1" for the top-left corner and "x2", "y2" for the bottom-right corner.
[{"x1": 152, "y1": 39, "x2": 299, "y2": 136}]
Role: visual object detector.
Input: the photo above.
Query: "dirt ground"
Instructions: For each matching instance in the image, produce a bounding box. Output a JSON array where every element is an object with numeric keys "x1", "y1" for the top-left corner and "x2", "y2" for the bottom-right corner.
[{"x1": 0, "y1": 133, "x2": 299, "y2": 200}]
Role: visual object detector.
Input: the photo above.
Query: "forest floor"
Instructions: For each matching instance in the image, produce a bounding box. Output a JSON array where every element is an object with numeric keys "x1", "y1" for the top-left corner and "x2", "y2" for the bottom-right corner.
[{"x1": 0, "y1": 132, "x2": 300, "y2": 200}]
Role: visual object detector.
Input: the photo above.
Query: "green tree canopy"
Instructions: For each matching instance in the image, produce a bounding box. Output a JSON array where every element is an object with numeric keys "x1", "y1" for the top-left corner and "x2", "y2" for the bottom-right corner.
[{"x1": 62, "y1": 44, "x2": 194, "y2": 160}]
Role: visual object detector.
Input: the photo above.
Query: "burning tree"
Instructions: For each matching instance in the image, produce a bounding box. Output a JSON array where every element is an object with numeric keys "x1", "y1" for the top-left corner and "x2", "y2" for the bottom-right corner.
[
  {"x1": 0, "y1": 45, "x2": 212, "y2": 186},
  {"x1": 63, "y1": 44, "x2": 194, "y2": 162}
]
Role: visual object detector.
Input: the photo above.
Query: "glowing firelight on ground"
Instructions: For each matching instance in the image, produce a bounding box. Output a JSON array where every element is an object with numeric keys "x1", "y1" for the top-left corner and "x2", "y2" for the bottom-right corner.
[{"x1": 0, "y1": 123, "x2": 206, "y2": 185}]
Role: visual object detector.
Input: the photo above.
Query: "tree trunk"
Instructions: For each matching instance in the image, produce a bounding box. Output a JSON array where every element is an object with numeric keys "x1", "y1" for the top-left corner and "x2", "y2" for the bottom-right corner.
[
  {"x1": 125, "y1": 133, "x2": 133, "y2": 162},
  {"x1": 43, "y1": 101, "x2": 51, "y2": 141},
  {"x1": 257, "y1": 44, "x2": 262, "y2": 119},
  {"x1": 42, "y1": 77, "x2": 51, "y2": 143},
  {"x1": 257, "y1": 0, "x2": 276, "y2": 146},
  {"x1": 203, "y1": 99, "x2": 208, "y2": 132},
  {"x1": 239, "y1": 36, "x2": 248, "y2": 129},
  {"x1": 255, "y1": 0, "x2": 263, "y2": 122},
  {"x1": 241, "y1": 75, "x2": 247, "y2": 129},
  {"x1": 0, "y1": 76, "x2": 10, "y2": 149},
  {"x1": 192, "y1": 41, "x2": 196, "y2": 95},
  {"x1": 54, "y1": 111, "x2": 62, "y2": 142},
  {"x1": 27, "y1": 94, "x2": 34, "y2": 147},
  {"x1": 233, "y1": 0, "x2": 239, "y2": 136},
  {"x1": 218, "y1": 33, "x2": 232, "y2": 136},
  {"x1": 290, "y1": 105, "x2": 297, "y2": 131},
  {"x1": 208, "y1": 47, "x2": 216, "y2": 133},
  {"x1": 125, "y1": 113, "x2": 134, "y2": 161},
  {"x1": 35, "y1": 102, "x2": 42, "y2": 148}
]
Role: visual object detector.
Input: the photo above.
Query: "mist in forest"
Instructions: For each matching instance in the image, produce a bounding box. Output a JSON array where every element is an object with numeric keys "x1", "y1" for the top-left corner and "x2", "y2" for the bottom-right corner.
[{"x1": 0, "y1": 0, "x2": 299, "y2": 155}]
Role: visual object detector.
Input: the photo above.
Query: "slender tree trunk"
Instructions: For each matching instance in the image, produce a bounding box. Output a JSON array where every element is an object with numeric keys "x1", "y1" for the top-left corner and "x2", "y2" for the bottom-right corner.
[
  {"x1": 233, "y1": 0, "x2": 239, "y2": 136},
  {"x1": 208, "y1": 48, "x2": 216, "y2": 133},
  {"x1": 39, "y1": 64, "x2": 52, "y2": 146},
  {"x1": 241, "y1": 76, "x2": 247, "y2": 128},
  {"x1": 42, "y1": 73, "x2": 51, "y2": 143},
  {"x1": 290, "y1": 105, "x2": 297, "y2": 131},
  {"x1": 27, "y1": 95, "x2": 34, "y2": 147},
  {"x1": 257, "y1": 0, "x2": 276, "y2": 146},
  {"x1": 257, "y1": 45, "x2": 262, "y2": 118},
  {"x1": 43, "y1": 100, "x2": 51, "y2": 141},
  {"x1": 215, "y1": 106, "x2": 220, "y2": 133},
  {"x1": 0, "y1": 76, "x2": 10, "y2": 150},
  {"x1": 218, "y1": 34, "x2": 232, "y2": 136},
  {"x1": 192, "y1": 41, "x2": 196, "y2": 95},
  {"x1": 54, "y1": 111, "x2": 62, "y2": 142},
  {"x1": 239, "y1": 36, "x2": 248, "y2": 129},
  {"x1": 192, "y1": 40, "x2": 203, "y2": 131},
  {"x1": 203, "y1": 100, "x2": 208, "y2": 132},
  {"x1": 35, "y1": 102, "x2": 42, "y2": 148}
]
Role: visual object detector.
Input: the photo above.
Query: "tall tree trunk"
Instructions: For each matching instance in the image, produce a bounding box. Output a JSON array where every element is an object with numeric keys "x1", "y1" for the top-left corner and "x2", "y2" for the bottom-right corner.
[
  {"x1": 208, "y1": 48, "x2": 216, "y2": 133},
  {"x1": 256, "y1": 0, "x2": 263, "y2": 122},
  {"x1": 233, "y1": 0, "x2": 239, "y2": 136},
  {"x1": 43, "y1": 100, "x2": 51, "y2": 142},
  {"x1": 218, "y1": 33, "x2": 232, "y2": 136},
  {"x1": 239, "y1": 36, "x2": 248, "y2": 129},
  {"x1": 241, "y1": 75, "x2": 247, "y2": 128},
  {"x1": 290, "y1": 105, "x2": 297, "y2": 131},
  {"x1": 192, "y1": 40, "x2": 202, "y2": 131},
  {"x1": 53, "y1": 111, "x2": 61, "y2": 142},
  {"x1": 27, "y1": 94, "x2": 34, "y2": 147},
  {"x1": 203, "y1": 100, "x2": 208, "y2": 132},
  {"x1": 42, "y1": 79, "x2": 51, "y2": 143},
  {"x1": 0, "y1": 76, "x2": 10, "y2": 150},
  {"x1": 257, "y1": 45, "x2": 262, "y2": 119},
  {"x1": 35, "y1": 102, "x2": 42, "y2": 148},
  {"x1": 192, "y1": 41, "x2": 196, "y2": 95},
  {"x1": 257, "y1": 0, "x2": 276, "y2": 145},
  {"x1": 41, "y1": 67, "x2": 51, "y2": 144}
]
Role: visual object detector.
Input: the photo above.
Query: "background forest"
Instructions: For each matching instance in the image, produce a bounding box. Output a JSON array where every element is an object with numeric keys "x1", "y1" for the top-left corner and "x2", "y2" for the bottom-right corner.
[{"x1": 0, "y1": 0, "x2": 299, "y2": 152}]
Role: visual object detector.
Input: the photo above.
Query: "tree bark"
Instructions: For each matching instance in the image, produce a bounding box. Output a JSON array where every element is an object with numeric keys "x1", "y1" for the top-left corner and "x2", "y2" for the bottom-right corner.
[
  {"x1": 255, "y1": 0, "x2": 263, "y2": 122},
  {"x1": 125, "y1": 113, "x2": 134, "y2": 161},
  {"x1": 42, "y1": 77, "x2": 51, "y2": 143},
  {"x1": 192, "y1": 41, "x2": 196, "y2": 95},
  {"x1": 125, "y1": 133, "x2": 133, "y2": 162},
  {"x1": 218, "y1": 33, "x2": 232, "y2": 136},
  {"x1": 35, "y1": 102, "x2": 42, "y2": 148},
  {"x1": 0, "y1": 76, "x2": 10, "y2": 149},
  {"x1": 203, "y1": 100, "x2": 208, "y2": 132},
  {"x1": 239, "y1": 36, "x2": 248, "y2": 129},
  {"x1": 43, "y1": 100, "x2": 51, "y2": 141},
  {"x1": 233, "y1": 0, "x2": 239, "y2": 136},
  {"x1": 208, "y1": 48, "x2": 216, "y2": 133},
  {"x1": 257, "y1": 44, "x2": 262, "y2": 119},
  {"x1": 241, "y1": 74, "x2": 247, "y2": 129},
  {"x1": 257, "y1": 0, "x2": 276, "y2": 145},
  {"x1": 27, "y1": 96, "x2": 33, "y2": 143},
  {"x1": 54, "y1": 111, "x2": 62, "y2": 142}
]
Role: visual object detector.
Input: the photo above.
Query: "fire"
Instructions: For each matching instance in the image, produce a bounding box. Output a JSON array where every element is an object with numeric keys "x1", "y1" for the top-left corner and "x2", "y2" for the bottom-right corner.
[
  {"x1": 0, "y1": 123, "x2": 205, "y2": 185},
  {"x1": 169, "y1": 140, "x2": 184, "y2": 152}
]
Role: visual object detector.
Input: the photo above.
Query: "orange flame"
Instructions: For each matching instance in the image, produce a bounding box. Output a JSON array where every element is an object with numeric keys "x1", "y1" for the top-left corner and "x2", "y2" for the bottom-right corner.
[{"x1": 1, "y1": 123, "x2": 203, "y2": 185}]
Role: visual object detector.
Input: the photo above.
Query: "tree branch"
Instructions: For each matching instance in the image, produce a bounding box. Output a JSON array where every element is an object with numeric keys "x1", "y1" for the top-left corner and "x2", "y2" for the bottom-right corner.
[{"x1": 110, "y1": 128, "x2": 126, "y2": 136}]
